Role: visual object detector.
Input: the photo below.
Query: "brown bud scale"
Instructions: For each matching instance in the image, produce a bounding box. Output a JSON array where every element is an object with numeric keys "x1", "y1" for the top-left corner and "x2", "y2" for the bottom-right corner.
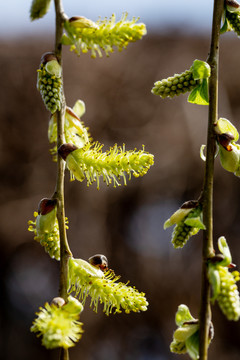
[
  {"x1": 40, "y1": 52, "x2": 58, "y2": 65},
  {"x1": 181, "y1": 200, "x2": 198, "y2": 209},
  {"x1": 58, "y1": 143, "x2": 78, "y2": 161}
]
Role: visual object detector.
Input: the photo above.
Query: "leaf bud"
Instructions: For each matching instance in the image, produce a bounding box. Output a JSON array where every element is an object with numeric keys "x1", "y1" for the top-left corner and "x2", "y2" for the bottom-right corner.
[{"x1": 58, "y1": 143, "x2": 78, "y2": 161}]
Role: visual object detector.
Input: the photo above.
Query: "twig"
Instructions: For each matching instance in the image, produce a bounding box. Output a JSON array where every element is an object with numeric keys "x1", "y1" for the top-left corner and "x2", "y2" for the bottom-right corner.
[
  {"x1": 53, "y1": 1, "x2": 72, "y2": 359},
  {"x1": 199, "y1": 1, "x2": 225, "y2": 359}
]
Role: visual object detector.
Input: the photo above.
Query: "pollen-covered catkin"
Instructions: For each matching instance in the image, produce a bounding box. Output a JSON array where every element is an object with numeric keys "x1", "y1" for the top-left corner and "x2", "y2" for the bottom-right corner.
[
  {"x1": 152, "y1": 69, "x2": 198, "y2": 99},
  {"x1": 226, "y1": 10, "x2": 240, "y2": 36}
]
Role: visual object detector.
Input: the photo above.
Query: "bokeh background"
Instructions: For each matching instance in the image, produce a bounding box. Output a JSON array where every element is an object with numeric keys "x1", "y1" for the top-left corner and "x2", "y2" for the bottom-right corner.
[{"x1": 1, "y1": 1, "x2": 240, "y2": 359}]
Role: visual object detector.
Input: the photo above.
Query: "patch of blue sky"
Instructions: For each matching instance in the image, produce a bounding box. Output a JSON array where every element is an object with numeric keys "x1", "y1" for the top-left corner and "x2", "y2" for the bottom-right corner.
[{"x1": 0, "y1": 0, "x2": 213, "y2": 38}]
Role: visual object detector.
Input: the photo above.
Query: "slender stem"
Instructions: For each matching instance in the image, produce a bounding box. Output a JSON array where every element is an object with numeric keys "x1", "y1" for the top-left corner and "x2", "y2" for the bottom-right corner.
[
  {"x1": 54, "y1": 1, "x2": 72, "y2": 359},
  {"x1": 199, "y1": 1, "x2": 224, "y2": 359}
]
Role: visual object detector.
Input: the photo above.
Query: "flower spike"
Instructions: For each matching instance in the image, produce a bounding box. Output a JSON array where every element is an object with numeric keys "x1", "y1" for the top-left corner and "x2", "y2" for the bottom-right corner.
[
  {"x1": 68, "y1": 257, "x2": 148, "y2": 315},
  {"x1": 62, "y1": 13, "x2": 147, "y2": 58},
  {"x1": 37, "y1": 52, "x2": 62, "y2": 113},
  {"x1": 31, "y1": 296, "x2": 84, "y2": 349},
  {"x1": 164, "y1": 200, "x2": 205, "y2": 249},
  {"x1": 58, "y1": 142, "x2": 154, "y2": 189},
  {"x1": 28, "y1": 198, "x2": 68, "y2": 260},
  {"x1": 208, "y1": 237, "x2": 240, "y2": 321}
]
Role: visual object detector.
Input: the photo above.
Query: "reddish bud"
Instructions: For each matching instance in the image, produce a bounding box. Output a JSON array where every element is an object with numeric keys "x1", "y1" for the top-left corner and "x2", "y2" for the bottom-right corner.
[{"x1": 38, "y1": 198, "x2": 57, "y2": 215}]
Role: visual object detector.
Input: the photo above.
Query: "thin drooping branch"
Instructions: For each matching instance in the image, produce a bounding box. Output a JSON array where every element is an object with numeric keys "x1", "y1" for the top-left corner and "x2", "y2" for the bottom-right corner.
[
  {"x1": 199, "y1": 1, "x2": 225, "y2": 359},
  {"x1": 53, "y1": 1, "x2": 72, "y2": 359}
]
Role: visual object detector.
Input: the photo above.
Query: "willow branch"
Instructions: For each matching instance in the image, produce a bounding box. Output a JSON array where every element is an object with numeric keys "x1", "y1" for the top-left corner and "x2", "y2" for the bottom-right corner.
[
  {"x1": 53, "y1": 1, "x2": 72, "y2": 359},
  {"x1": 199, "y1": 1, "x2": 225, "y2": 359}
]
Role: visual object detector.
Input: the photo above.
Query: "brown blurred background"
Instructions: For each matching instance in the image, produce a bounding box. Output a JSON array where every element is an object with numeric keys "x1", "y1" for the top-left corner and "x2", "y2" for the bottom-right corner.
[{"x1": 1, "y1": 32, "x2": 240, "y2": 360}]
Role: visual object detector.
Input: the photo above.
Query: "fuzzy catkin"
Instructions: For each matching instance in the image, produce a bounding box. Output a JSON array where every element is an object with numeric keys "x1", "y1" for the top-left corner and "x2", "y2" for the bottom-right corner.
[
  {"x1": 65, "y1": 143, "x2": 154, "y2": 189},
  {"x1": 64, "y1": 13, "x2": 146, "y2": 57},
  {"x1": 152, "y1": 69, "x2": 198, "y2": 99}
]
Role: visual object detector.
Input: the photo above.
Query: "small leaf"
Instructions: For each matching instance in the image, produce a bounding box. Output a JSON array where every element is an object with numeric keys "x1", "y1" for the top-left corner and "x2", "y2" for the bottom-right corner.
[
  {"x1": 73, "y1": 100, "x2": 86, "y2": 118},
  {"x1": 174, "y1": 324, "x2": 199, "y2": 342},
  {"x1": 45, "y1": 60, "x2": 62, "y2": 77},
  {"x1": 192, "y1": 60, "x2": 211, "y2": 80},
  {"x1": 218, "y1": 236, "x2": 232, "y2": 266},
  {"x1": 208, "y1": 266, "x2": 221, "y2": 303},
  {"x1": 163, "y1": 208, "x2": 192, "y2": 229},
  {"x1": 184, "y1": 216, "x2": 206, "y2": 230},
  {"x1": 175, "y1": 305, "x2": 195, "y2": 327},
  {"x1": 61, "y1": 34, "x2": 73, "y2": 46},
  {"x1": 220, "y1": 14, "x2": 229, "y2": 34},
  {"x1": 185, "y1": 331, "x2": 199, "y2": 360},
  {"x1": 215, "y1": 118, "x2": 239, "y2": 142},
  {"x1": 188, "y1": 80, "x2": 209, "y2": 105},
  {"x1": 200, "y1": 144, "x2": 206, "y2": 161}
]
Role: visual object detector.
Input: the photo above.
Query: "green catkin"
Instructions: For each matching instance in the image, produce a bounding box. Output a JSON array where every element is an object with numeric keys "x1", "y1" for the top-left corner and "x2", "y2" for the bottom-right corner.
[
  {"x1": 151, "y1": 69, "x2": 198, "y2": 99},
  {"x1": 171, "y1": 207, "x2": 201, "y2": 248},
  {"x1": 30, "y1": 0, "x2": 52, "y2": 21},
  {"x1": 226, "y1": 10, "x2": 240, "y2": 36},
  {"x1": 216, "y1": 267, "x2": 240, "y2": 321},
  {"x1": 37, "y1": 63, "x2": 62, "y2": 113},
  {"x1": 64, "y1": 13, "x2": 147, "y2": 57}
]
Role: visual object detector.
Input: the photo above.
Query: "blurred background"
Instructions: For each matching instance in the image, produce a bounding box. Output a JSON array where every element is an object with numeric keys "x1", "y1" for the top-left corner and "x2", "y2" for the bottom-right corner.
[{"x1": 1, "y1": 1, "x2": 240, "y2": 359}]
